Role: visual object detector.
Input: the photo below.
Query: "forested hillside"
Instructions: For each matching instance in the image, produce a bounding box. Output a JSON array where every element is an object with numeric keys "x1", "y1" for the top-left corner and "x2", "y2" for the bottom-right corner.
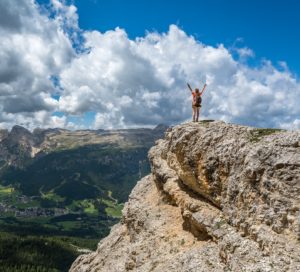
[{"x1": 0, "y1": 125, "x2": 167, "y2": 271}]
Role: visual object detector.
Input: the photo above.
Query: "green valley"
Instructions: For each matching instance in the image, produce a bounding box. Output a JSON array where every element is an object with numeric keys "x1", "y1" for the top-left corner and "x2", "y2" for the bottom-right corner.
[{"x1": 0, "y1": 125, "x2": 167, "y2": 271}]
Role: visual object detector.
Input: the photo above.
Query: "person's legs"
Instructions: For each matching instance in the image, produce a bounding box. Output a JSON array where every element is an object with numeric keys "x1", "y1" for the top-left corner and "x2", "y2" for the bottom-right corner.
[
  {"x1": 196, "y1": 107, "x2": 200, "y2": 122},
  {"x1": 192, "y1": 106, "x2": 196, "y2": 122}
]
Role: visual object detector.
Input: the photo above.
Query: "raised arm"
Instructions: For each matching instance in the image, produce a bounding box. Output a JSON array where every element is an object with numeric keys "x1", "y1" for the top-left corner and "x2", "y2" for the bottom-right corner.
[
  {"x1": 200, "y1": 83, "x2": 207, "y2": 95},
  {"x1": 187, "y1": 83, "x2": 193, "y2": 93}
]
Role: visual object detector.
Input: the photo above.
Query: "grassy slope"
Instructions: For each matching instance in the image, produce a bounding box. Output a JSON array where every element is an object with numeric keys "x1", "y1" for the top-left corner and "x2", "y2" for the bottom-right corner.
[{"x1": 1, "y1": 144, "x2": 150, "y2": 201}]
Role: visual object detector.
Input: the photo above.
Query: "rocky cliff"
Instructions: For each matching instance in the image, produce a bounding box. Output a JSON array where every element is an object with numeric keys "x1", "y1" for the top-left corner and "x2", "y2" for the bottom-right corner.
[{"x1": 70, "y1": 121, "x2": 300, "y2": 272}]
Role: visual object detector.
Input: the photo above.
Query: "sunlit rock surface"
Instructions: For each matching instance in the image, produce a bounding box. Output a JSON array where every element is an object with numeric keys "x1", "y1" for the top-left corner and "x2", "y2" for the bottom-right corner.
[{"x1": 70, "y1": 121, "x2": 300, "y2": 272}]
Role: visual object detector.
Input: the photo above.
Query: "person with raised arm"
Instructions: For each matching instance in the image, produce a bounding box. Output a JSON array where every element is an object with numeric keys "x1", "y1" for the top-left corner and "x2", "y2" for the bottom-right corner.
[{"x1": 187, "y1": 82, "x2": 207, "y2": 122}]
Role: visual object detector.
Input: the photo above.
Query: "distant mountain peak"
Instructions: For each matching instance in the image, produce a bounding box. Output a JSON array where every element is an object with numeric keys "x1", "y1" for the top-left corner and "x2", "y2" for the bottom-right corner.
[{"x1": 10, "y1": 125, "x2": 32, "y2": 135}]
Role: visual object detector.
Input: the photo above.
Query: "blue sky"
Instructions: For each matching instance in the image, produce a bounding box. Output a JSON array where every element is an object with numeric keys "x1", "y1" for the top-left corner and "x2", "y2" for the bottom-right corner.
[
  {"x1": 1, "y1": 0, "x2": 299, "y2": 130},
  {"x1": 60, "y1": 0, "x2": 300, "y2": 75}
]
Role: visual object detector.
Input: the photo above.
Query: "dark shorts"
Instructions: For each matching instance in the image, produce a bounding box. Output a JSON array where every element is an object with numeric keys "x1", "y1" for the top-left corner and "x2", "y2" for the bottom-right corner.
[{"x1": 192, "y1": 105, "x2": 201, "y2": 109}]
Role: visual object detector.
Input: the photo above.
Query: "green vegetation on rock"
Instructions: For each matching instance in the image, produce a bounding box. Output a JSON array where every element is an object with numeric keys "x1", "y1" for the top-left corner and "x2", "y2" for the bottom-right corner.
[{"x1": 249, "y1": 128, "x2": 284, "y2": 142}]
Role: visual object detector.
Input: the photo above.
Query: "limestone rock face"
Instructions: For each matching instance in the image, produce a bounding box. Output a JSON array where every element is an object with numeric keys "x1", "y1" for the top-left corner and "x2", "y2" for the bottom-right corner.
[{"x1": 70, "y1": 121, "x2": 300, "y2": 272}]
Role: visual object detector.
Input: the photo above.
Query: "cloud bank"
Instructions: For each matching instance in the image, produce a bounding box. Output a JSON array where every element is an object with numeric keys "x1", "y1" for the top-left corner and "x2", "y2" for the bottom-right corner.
[
  {"x1": 0, "y1": 0, "x2": 299, "y2": 130},
  {"x1": 0, "y1": 0, "x2": 76, "y2": 129}
]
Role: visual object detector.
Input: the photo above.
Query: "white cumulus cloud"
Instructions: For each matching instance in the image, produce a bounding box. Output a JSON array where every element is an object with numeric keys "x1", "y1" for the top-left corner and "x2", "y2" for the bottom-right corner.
[
  {"x1": 0, "y1": 0, "x2": 299, "y2": 130},
  {"x1": 0, "y1": 0, "x2": 75, "y2": 129},
  {"x1": 58, "y1": 24, "x2": 300, "y2": 129}
]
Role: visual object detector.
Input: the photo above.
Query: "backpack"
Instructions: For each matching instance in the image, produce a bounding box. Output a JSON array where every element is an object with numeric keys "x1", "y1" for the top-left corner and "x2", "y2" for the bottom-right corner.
[{"x1": 193, "y1": 94, "x2": 202, "y2": 107}]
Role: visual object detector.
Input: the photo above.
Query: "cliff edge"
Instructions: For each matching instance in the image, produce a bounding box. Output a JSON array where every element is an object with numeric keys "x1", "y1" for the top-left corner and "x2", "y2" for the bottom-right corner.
[{"x1": 70, "y1": 121, "x2": 300, "y2": 272}]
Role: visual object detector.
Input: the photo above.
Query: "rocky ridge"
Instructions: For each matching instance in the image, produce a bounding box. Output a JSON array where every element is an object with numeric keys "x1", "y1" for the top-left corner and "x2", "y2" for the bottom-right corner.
[
  {"x1": 70, "y1": 121, "x2": 300, "y2": 272},
  {"x1": 0, "y1": 124, "x2": 168, "y2": 168}
]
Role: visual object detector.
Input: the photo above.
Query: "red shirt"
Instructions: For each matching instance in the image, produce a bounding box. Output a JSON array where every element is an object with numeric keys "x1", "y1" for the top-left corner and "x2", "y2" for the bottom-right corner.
[{"x1": 192, "y1": 91, "x2": 200, "y2": 100}]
